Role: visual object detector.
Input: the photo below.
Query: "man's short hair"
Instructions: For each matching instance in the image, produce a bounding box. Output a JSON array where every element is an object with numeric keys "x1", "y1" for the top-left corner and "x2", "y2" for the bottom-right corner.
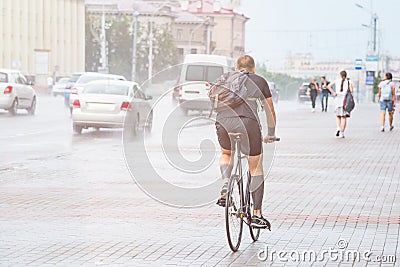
[{"x1": 237, "y1": 55, "x2": 255, "y2": 72}]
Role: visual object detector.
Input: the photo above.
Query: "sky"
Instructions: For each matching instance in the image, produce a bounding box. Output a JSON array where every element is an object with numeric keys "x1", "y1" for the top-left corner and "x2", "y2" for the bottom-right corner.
[{"x1": 238, "y1": 0, "x2": 400, "y2": 68}]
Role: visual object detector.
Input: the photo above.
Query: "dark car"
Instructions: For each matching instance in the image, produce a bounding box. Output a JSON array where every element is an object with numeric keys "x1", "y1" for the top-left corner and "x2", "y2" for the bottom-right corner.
[{"x1": 298, "y1": 82, "x2": 311, "y2": 102}]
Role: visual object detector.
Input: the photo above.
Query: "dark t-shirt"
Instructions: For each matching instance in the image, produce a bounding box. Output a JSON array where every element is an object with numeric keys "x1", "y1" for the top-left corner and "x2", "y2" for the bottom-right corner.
[
  {"x1": 216, "y1": 73, "x2": 271, "y2": 122},
  {"x1": 308, "y1": 82, "x2": 319, "y2": 96},
  {"x1": 321, "y1": 81, "x2": 330, "y2": 94}
]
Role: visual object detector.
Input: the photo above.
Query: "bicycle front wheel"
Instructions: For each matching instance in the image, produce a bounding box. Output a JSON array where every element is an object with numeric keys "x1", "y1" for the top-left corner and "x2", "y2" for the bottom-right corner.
[{"x1": 225, "y1": 174, "x2": 244, "y2": 252}]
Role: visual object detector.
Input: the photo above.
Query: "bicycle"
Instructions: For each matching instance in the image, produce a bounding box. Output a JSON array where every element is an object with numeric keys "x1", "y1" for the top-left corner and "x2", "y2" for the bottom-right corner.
[{"x1": 225, "y1": 132, "x2": 279, "y2": 252}]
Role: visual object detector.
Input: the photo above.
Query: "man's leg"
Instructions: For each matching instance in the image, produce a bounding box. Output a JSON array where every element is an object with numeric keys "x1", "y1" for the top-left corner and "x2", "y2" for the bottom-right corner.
[
  {"x1": 321, "y1": 94, "x2": 325, "y2": 111},
  {"x1": 324, "y1": 94, "x2": 329, "y2": 111},
  {"x1": 220, "y1": 148, "x2": 233, "y2": 186},
  {"x1": 248, "y1": 154, "x2": 263, "y2": 216}
]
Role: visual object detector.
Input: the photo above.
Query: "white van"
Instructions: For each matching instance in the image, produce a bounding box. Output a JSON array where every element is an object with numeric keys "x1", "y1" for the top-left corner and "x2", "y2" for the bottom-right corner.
[{"x1": 178, "y1": 54, "x2": 235, "y2": 115}]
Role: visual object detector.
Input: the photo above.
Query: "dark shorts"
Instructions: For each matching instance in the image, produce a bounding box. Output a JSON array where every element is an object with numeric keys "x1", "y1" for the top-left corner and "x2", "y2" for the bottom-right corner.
[{"x1": 215, "y1": 117, "x2": 262, "y2": 156}]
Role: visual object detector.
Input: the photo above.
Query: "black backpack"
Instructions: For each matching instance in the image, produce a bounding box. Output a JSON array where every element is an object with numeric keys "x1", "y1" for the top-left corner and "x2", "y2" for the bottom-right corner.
[
  {"x1": 343, "y1": 81, "x2": 355, "y2": 113},
  {"x1": 208, "y1": 71, "x2": 250, "y2": 114}
]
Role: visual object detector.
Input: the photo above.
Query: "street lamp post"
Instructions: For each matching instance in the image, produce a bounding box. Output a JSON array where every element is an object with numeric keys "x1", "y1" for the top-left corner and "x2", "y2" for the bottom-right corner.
[
  {"x1": 355, "y1": 3, "x2": 378, "y2": 55},
  {"x1": 131, "y1": 11, "x2": 140, "y2": 82},
  {"x1": 148, "y1": 21, "x2": 153, "y2": 83},
  {"x1": 147, "y1": 3, "x2": 169, "y2": 84},
  {"x1": 99, "y1": 0, "x2": 108, "y2": 73}
]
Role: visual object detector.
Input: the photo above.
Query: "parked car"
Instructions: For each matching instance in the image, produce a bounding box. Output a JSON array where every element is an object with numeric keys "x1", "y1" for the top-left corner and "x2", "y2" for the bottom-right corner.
[
  {"x1": 52, "y1": 77, "x2": 69, "y2": 97},
  {"x1": 69, "y1": 72, "x2": 126, "y2": 113},
  {"x1": 71, "y1": 80, "x2": 153, "y2": 135},
  {"x1": 178, "y1": 54, "x2": 235, "y2": 115},
  {"x1": 268, "y1": 82, "x2": 279, "y2": 103},
  {"x1": 64, "y1": 72, "x2": 83, "y2": 107},
  {"x1": 298, "y1": 82, "x2": 311, "y2": 102},
  {"x1": 0, "y1": 68, "x2": 36, "y2": 115}
]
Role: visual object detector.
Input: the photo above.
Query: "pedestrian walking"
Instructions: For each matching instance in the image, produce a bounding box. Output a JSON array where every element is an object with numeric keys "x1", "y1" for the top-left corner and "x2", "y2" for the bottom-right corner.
[
  {"x1": 378, "y1": 72, "x2": 396, "y2": 132},
  {"x1": 320, "y1": 76, "x2": 330, "y2": 112},
  {"x1": 307, "y1": 77, "x2": 319, "y2": 112},
  {"x1": 47, "y1": 76, "x2": 53, "y2": 95},
  {"x1": 327, "y1": 70, "x2": 354, "y2": 138}
]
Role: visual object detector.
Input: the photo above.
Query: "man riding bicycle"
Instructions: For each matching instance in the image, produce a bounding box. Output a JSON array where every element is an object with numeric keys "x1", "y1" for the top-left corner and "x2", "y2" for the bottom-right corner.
[{"x1": 214, "y1": 55, "x2": 277, "y2": 229}]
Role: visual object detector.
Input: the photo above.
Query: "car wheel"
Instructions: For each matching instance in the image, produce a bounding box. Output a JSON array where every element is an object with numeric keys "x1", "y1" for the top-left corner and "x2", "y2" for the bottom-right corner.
[
  {"x1": 145, "y1": 111, "x2": 153, "y2": 133},
  {"x1": 27, "y1": 97, "x2": 36, "y2": 115},
  {"x1": 9, "y1": 99, "x2": 18, "y2": 116},
  {"x1": 73, "y1": 123, "x2": 83, "y2": 134}
]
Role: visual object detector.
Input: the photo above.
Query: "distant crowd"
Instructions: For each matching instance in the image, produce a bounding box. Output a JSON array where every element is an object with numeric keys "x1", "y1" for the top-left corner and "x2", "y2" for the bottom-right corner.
[{"x1": 305, "y1": 71, "x2": 398, "y2": 138}]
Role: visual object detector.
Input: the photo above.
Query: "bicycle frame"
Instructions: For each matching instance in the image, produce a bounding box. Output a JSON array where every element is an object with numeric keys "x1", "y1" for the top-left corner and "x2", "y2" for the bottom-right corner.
[{"x1": 231, "y1": 134, "x2": 252, "y2": 223}]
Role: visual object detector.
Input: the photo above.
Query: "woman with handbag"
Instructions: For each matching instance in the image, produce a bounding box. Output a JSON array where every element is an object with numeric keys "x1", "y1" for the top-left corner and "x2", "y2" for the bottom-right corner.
[{"x1": 327, "y1": 70, "x2": 354, "y2": 138}]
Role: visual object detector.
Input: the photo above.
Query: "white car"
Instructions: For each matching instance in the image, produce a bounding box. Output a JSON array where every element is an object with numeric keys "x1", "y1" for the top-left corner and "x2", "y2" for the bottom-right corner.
[
  {"x1": 0, "y1": 68, "x2": 36, "y2": 115},
  {"x1": 52, "y1": 77, "x2": 69, "y2": 97},
  {"x1": 69, "y1": 72, "x2": 126, "y2": 113},
  {"x1": 71, "y1": 80, "x2": 153, "y2": 135}
]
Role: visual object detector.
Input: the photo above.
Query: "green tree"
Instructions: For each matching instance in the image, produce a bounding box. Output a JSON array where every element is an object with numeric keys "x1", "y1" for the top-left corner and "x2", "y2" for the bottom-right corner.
[
  {"x1": 256, "y1": 64, "x2": 307, "y2": 100},
  {"x1": 373, "y1": 71, "x2": 382, "y2": 102},
  {"x1": 86, "y1": 14, "x2": 179, "y2": 83},
  {"x1": 136, "y1": 24, "x2": 179, "y2": 83},
  {"x1": 106, "y1": 14, "x2": 135, "y2": 80},
  {"x1": 85, "y1": 15, "x2": 100, "y2": 72}
]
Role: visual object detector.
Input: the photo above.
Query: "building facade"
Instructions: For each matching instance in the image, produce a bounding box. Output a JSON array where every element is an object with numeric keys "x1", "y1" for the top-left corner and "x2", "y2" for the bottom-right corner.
[
  {"x1": 184, "y1": 0, "x2": 248, "y2": 58},
  {"x1": 85, "y1": 0, "x2": 248, "y2": 64},
  {"x1": 0, "y1": 0, "x2": 85, "y2": 84}
]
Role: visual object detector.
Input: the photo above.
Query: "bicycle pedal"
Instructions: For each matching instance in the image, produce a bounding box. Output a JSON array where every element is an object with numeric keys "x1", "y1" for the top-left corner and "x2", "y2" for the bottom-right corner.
[{"x1": 216, "y1": 198, "x2": 226, "y2": 207}]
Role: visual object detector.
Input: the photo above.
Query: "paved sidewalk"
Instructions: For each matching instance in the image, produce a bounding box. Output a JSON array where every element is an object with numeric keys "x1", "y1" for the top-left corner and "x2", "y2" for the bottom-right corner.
[{"x1": 0, "y1": 102, "x2": 399, "y2": 266}]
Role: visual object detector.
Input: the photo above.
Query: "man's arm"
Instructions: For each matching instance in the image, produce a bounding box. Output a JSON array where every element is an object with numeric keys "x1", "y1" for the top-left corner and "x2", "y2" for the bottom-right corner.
[
  {"x1": 261, "y1": 97, "x2": 276, "y2": 143},
  {"x1": 327, "y1": 81, "x2": 337, "y2": 96}
]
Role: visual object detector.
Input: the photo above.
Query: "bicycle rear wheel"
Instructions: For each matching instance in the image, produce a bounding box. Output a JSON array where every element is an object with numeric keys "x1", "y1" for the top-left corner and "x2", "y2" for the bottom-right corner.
[{"x1": 225, "y1": 174, "x2": 244, "y2": 252}]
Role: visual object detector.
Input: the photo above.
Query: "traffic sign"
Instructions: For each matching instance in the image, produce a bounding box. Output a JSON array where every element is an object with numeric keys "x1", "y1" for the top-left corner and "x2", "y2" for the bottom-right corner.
[{"x1": 355, "y1": 58, "x2": 362, "y2": 70}]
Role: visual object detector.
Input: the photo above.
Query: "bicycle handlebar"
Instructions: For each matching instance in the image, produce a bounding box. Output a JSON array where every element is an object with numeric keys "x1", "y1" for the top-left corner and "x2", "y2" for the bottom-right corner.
[{"x1": 264, "y1": 137, "x2": 280, "y2": 143}]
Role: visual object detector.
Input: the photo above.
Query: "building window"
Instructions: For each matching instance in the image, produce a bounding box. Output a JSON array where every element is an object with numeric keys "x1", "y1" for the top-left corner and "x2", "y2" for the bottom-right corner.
[
  {"x1": 177, "y1": 29, "x2": 183, "y2": 41},
  {"x1": 178, "y1": 48, "x2": 184, "y2": 56},
  {"x1": 191, "y1": 48, "x2": 197, "y2": 54},
  {"x1": 190, "y1": 30, "x2": 195, "y2": 41}
]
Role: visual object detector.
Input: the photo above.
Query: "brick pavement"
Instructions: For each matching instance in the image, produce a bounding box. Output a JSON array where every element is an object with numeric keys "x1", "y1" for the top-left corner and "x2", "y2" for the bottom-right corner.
[{"x1": 0, "y1": 102, "x2": 399, "y2": 266}]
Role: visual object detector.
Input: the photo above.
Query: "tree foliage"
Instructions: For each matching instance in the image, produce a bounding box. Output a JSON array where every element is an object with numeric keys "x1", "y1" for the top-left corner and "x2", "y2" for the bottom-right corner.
[
  {"x1": 256, "y1": 65, "x2": 307, "y2": 100},
  {"x1": 86, "y1": 14, "x2": 179, "y2": 83}
]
